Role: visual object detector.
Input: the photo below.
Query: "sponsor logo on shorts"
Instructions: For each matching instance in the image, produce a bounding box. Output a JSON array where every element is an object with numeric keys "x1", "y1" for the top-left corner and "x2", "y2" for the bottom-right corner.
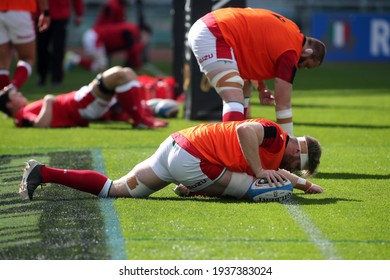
[
  {"x1": 199, "y1": 53, "x2": 214, "y2": 63},
  {"x1": 17, "y1": 34, "x2": 35, "y2": 40},
  {"x1": 188, "y1": 179, "x2": 207, "y2": 189}
]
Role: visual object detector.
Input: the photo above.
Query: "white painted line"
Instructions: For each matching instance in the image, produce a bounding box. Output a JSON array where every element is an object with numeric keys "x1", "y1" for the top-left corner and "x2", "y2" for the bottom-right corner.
[
  {"x1": 92, "y1": 149, "x2": 127, "y2": 260},
  {"x1": 283, "y1": 200, "x2": 342, "y2": 260}
]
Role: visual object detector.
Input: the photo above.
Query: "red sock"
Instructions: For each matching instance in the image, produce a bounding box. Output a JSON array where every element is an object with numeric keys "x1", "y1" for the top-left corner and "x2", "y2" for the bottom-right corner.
[
  {"x1": 222, "y1": 111, "x2": 245, "y2": 121},
  {"x1": 115, "y1": 81, "x2": 146, "y2": 124},
  {"x1": 40, "y1": 166, "x2": 111, "y2": 196},
  {"x1": 0, "y1": 70, "x2": 10, "y2": 89},
  {"x1": 222, "y1": 102, "x2": 245, "y2": 121},
  {"x1": 12, "y1": 61, "x2": 31, "y2": 89}
]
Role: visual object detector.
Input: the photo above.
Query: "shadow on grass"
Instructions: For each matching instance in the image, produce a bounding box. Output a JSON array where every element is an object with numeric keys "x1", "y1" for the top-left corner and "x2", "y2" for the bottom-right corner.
[
  {"x1": 0, "y1": 152, "x2": 108, "y2": 260},
  {"x1": 294, "y1": 122, "x2": 390, "y2": 130},
  {"x1": 289, "y1": 195, "x2": 362, "y2": 205},
  {"x1": 292, "y1": 103, "x2": 389, "y2": 110},
  {"x1": 316, "y1": 172, "x2": 390, "y2": 180},
  {"x1": 146, "y1": 195, "x2": 359, "y2": 205}
]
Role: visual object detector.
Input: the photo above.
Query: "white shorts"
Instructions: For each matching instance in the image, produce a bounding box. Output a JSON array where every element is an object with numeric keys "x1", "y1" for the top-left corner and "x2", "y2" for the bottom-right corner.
[
  {"x1": 0, "y1": 11, "x2": 35, "y2": 44},
  {"x1": 148, "y1": 136, "x2": 226, "y2": 191},
  {"x1": 82, "y1": 29, "x2": 108, "y2": 70},
  {"x1": 188, "y1": 19, "x2": 237, "y2": 73}
]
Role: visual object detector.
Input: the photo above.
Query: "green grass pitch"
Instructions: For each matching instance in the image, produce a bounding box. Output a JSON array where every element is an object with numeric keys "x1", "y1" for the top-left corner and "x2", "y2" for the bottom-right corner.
[{"x1": 0, "y1": 62, "x2": 389, "y2": 260}]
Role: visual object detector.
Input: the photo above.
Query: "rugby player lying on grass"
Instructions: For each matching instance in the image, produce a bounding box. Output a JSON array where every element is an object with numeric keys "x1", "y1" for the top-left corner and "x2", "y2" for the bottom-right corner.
[
  {"x1": 0, "y1": 66, "x2": 167, "y2": 129},
  {"x1": 18, "y1": 118, "x2": 323, "y2": 202}
]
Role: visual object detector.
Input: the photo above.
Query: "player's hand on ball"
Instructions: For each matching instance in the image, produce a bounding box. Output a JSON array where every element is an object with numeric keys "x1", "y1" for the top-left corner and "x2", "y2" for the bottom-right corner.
[
  {"x1": 305, "y1": 184, "x2": 323, "y2": 194},
  {"x1": 256, "y1": 169, "x2": 287, "y2": 187}
]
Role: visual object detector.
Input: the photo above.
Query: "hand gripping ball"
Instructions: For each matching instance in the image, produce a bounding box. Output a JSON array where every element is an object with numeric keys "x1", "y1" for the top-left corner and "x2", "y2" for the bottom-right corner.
[{"x1": 247, "y1": 178, "x2": 293, "y2": 202}]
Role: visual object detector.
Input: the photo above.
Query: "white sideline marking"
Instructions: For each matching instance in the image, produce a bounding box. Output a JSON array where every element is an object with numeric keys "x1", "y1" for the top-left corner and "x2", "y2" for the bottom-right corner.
[
  {"x1": 283, "y1": 201, "x2": 342, "y2": 260},
  {"x1": 93, "y1": 149, "x2": 127, "y2": 260}
]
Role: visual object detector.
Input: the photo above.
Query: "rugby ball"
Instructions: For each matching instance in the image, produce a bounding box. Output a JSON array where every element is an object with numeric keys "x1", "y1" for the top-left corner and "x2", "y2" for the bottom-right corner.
[
  {"x1": 247, "y1": 178, "x2": 293, "y2": 202},
  {"x1": 153, "y1": 98, "x2": 179, "y2": 118},
  {"x1": 146, "y1": 98, "x2": 163, "y2": 112}
]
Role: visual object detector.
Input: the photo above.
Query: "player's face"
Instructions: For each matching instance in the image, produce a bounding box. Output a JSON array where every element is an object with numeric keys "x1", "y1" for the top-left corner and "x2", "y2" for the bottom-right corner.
[
  {"x1": 8, "y1": 89, "x2": 28, "y2": 110},
  {"x1": 280, "y1": 142, "x2": 301, "y2": 173},
  {"x1": 298, "y1": 57, "x2": 320, "y2": 69},
  {"x1": 286, "y1": 154, "x2": 301, "y2": 173}
]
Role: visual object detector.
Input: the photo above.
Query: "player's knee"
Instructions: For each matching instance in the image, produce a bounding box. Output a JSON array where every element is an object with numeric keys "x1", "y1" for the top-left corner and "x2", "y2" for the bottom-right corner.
[
  {"x1": 100, "y1": 67, "x2": 137, "y2": 93},
  {"x1": 120, "y1": 67, "x2": 137, "y2": 81},
  {"x1": 111, "y1": 174, "x2": 154, "y2": 198},
  {"x1": 96, "y1": 72, "x2": 116, "y2": 96},
  {"x1": 110, "y1": 66, "x2": 136, "y2": 84},
  {"x1": 124, "y1": 174, "x2": 155, "y2": 198},
  {"x1": 210, "y1": 69, "x2": 244, "y2": 94}
]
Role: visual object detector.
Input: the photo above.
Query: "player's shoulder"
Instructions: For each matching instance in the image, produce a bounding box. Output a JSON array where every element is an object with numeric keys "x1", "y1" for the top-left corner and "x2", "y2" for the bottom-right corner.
[{"x1": 248, "y1": 118, "x2": 278, "y2": 127}]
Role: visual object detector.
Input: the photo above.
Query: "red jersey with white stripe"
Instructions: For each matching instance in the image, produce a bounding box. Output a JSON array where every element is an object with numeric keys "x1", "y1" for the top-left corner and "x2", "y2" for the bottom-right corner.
[{"x1": 14, "y1": 86, "x2": 113, "y2": 127}]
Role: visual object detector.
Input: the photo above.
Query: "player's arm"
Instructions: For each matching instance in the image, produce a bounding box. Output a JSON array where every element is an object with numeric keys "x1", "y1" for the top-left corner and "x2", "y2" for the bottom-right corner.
[
  {"x1": 278, "y1": 169, "x2": 323, "y2": 193},
  {"x1": 274, "y1": 50, "x2": 298, "y2": 136},
  {"x1": 37, "y1": 0, "x2": 50, "y2": 32},
  {"x1": 236, "y1": 122, "x2": 287, "y2": 186},
  {"x1": 33, "y1": 95, "x2": 55, "y2": 128},
  {"x1": 274, "y1": 77, "x2": 293, "y2": 132},
  {"x1": 72, "y1": 0, "x2": 84, "y2": 26}
]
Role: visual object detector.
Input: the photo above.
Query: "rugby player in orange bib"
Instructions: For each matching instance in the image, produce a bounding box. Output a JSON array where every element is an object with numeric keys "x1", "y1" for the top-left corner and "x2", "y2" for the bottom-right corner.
[
  {"x1": 18, "y1": 119, "x2": 323, "y2": 201},
  {"x1": 188, "y1": 8, "x2": 326, "y2": 135}
]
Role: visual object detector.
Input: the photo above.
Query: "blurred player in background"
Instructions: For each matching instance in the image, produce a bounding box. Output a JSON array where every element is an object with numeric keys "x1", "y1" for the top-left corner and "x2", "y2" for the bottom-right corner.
[
  {"x1": 18, "y1": 118, "x2": 323, "y2": 201},
  {"x1": 0, "y1": 0, "x2": 50, "y2": 90},
  {"x1": 94, "y1": 0, "x2": 127, "y2": 26},
  {"x1": 65, "y1": 0, "x2": 151, "y2": 72},
  {"x1": 188, "y1": 7, "x2": 326, "y2": 135},
  {"x1": 65, "y1": 20, "x2": 150, "y2": 72},
  {"x1": 36, "y1": 0, "x2": 84, "y2": 86},
  {"x1": 0, "y1": 66, "x2": 168, "y2": 129}
]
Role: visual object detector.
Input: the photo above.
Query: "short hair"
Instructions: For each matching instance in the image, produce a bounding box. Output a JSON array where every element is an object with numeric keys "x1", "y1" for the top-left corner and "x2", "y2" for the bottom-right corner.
[
  {"x1": 301, "y1": 135, "x2": 322, "y2": 178},
  {"x1": 307, "y1": 37, "x2": 326, "y2": 65},
  {"x1": 0, "y1": 86, "x2": 13, "y2": 117}
]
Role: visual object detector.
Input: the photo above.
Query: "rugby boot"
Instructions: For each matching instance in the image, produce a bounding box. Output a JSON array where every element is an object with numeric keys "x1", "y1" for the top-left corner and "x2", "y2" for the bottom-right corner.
[{"x1": 18, "y1": 159, "x2": 44, "y2": 200}]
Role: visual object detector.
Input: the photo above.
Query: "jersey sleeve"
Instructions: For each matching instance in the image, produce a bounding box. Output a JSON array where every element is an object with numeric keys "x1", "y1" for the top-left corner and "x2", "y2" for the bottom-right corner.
[
  {"x1": 275, "y1": 50, "x2": 298, "y2": 84},
  {"x1": 260, "y1": 121, "x2": 285, "y2": 153},
  {"x1": 14, "y1": 110, "x2": 36, "y2": 127}
]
